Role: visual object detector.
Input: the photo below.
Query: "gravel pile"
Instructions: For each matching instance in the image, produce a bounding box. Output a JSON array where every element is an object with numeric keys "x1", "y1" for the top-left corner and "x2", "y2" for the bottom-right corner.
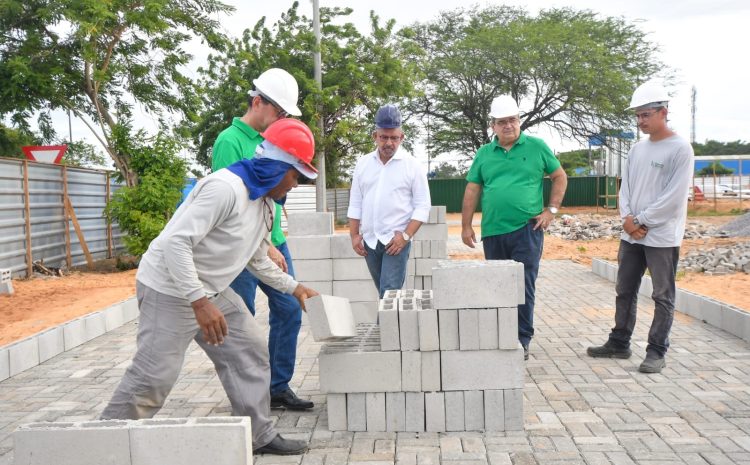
[
  {"x1": 680, "y1": 242, "x2": 750, "y2": 275},
  {"x1": 718, "y1": 212, "x2": 750, "y2": 237},
  {"x1": 548, "y1": 214, "x2": 721, "y2": 240}
]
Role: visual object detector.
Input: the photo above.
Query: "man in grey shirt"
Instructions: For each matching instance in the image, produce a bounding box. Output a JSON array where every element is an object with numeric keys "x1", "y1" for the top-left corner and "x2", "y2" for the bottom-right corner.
[{"x1": 587, "y1": 81, "x2": 694, "y2": 373}]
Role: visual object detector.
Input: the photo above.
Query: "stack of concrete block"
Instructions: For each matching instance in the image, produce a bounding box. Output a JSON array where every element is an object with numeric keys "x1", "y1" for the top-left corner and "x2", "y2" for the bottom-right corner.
[
  {"x1": 322, "y1": 260, "x2": 526, "y2": 432},
  {"x1": 14, "y1": 417, "x2": 253, "y2": 465},
  {"x1": 0, "y1": 268, "x2": 12, "y2": 294},
  {"x1": 287, "y1": 207, "x2": 448, "y2": 325}
]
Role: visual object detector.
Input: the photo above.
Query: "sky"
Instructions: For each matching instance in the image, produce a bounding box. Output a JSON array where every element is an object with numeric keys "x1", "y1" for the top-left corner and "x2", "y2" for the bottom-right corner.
[{"x1": 50, "y1": 0, "x2": 750, "y2": 169}]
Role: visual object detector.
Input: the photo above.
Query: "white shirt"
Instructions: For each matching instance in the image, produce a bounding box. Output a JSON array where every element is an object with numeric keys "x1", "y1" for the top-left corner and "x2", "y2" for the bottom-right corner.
[
  {"x1": 347, "y1": 148, "x2": 432, "y2": 249},
  {"x1": 137, "y1": 169, "x2": 297, "y2": 302}
]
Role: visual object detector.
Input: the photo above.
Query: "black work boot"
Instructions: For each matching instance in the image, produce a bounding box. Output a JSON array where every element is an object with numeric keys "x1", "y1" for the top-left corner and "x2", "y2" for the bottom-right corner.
[
  {"x1": 638, "y1": 353, "x2": 666, "y2": 373},
  {"x1": 586, "y1": 341, "x2": 632, "y2": 359},
  {"x1": 271, "y1": 388, "x2": 314, "y2": 410},
  {"x1": 254, "y1": 434, "x2": 308, "y2": 455}
]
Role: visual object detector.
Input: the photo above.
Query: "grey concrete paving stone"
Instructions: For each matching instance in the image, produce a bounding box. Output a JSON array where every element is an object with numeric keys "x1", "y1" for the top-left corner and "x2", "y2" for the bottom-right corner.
[{"x1": 4, "y1": 260, "x2": 750, "y2": 464}]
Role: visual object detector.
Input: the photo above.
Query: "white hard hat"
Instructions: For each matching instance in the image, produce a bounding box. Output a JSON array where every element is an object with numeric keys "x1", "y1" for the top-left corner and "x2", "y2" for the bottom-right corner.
[
  {"x1": 489, "y1": 95, "x2": 520, "y2": 118},
  {"x1": 627, "y1": 81, "x2": 669, "y2": 110},
  {"x1": 250, "y1": 68, "x2": 302, "y2": 116}
]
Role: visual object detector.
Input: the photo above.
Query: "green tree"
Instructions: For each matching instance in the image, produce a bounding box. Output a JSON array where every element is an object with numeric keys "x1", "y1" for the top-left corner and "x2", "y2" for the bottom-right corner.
[
  {"x1": 62, "y1": 141, "x2": 108, "y2": 169},
  {"x1": 697, "y1": 162, "x2": 733, "y2": 176},
  {"x1": 430, "y1": 162, "x2": 467, "y2": 179},
  {"x1": 557, "y1": 148, "x2": 601, "y2": 176},
  {"x1": 105, "y1": 130, "x2": 187, "y2": 255},
  {"x1": 0, "y1": 123, "x2": 38, "y2": 158},
  {"x1": 190, "y1": 2, "x2": 420, "y2": 186},
  {"x1": 693, "y1": 140, "x2": 750, "y2": 156},
  {"x1": 0, "y1": 0, "x2": 231, "y2": 186},
  {"x1": 405, "y1": 6, "x2": 666, "y2": 160}
]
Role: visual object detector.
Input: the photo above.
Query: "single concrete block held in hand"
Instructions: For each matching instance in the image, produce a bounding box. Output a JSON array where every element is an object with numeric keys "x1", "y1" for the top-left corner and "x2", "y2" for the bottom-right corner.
[{"x1": 306, "y1": 294, "x2": 356, "y2": 342}]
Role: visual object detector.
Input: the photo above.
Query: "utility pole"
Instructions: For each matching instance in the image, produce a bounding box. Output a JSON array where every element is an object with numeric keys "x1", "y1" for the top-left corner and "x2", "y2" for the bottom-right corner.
[
  {"x1": 312, "y1": 0, "x2": 326, "y2": 212},
  {"x1": 690, "y1": 85, "x2": 697, "y2": 144}
]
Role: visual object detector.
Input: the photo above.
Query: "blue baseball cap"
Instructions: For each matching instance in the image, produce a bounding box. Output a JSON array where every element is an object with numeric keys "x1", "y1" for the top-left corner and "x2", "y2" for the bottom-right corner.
[{"x1": 374, "y1": 104, "x2": 402, "y2": 129}]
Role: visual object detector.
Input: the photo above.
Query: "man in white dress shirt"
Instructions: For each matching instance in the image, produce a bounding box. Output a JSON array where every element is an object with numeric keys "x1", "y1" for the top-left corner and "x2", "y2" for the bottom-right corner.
[{"x1": 347, "y1": 104, "x2": 432, "y2": 297}]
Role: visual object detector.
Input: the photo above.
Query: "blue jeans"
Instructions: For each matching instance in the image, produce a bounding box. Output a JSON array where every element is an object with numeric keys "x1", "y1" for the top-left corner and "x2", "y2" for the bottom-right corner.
[
  {"x1": 608, "y1": 240, "x2": 679, "y2": 357},
  {"x1": 482, "y1": 221, "x2": 544, "y2": 347},
  {"x1": 364, "y1": 240, "x2": 412, "y2": 298},
  {"x1": 229, "y1": 242, "x2": 301, "y2": 396}
]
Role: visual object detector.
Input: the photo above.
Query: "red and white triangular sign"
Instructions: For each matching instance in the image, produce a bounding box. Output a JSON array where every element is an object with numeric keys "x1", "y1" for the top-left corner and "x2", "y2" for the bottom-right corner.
[{"x1": 21, "y1": 145, "x2": 68, "y2": 164}]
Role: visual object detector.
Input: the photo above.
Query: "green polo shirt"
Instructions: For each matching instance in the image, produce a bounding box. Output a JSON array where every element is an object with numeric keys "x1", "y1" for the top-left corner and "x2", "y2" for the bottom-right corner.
[
  {"x1": 466, "y1": 132, "x2": 560, "y2": 237},
  {"x1": 211, "y1": 117, "x2": 286, "y2": 246}
]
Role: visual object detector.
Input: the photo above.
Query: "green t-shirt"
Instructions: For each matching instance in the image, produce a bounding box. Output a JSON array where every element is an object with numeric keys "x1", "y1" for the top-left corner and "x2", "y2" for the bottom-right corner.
[
  {"x1": 466, "y1": 132, "x2": 561, "y2": 237},
  {"x1": 211, "y1": 117, "x2": 286, "y2": 246}
]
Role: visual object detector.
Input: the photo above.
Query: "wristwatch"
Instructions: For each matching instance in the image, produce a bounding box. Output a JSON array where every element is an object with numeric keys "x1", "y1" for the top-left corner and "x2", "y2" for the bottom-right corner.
[
  {"x1": 548, "y1": 206, "x2": 559, "y2": 215},
  {"x1": 632, "y1": 216, "x2": 640, "y2": 226},
  {"x1": 402, "y1": 231, "x2": 412, "y2": 242}
]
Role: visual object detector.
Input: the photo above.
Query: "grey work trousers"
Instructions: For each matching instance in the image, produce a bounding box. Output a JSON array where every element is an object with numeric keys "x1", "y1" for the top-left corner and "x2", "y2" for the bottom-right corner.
[
  {"x1": 101, "y1": 281, "x2": 277, "y2": 448},
  {"x1": 608, "y1": 240, "x2": 680, "y2": 357}
]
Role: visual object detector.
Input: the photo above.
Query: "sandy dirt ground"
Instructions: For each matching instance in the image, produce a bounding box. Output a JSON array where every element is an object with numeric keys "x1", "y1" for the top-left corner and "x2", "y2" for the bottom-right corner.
[{"x1": 1, "y1": 202, "x2": 747, "y2": 346}]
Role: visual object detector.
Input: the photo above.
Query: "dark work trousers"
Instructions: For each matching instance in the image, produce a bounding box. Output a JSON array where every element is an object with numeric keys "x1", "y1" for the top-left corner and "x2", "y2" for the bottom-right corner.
[
  {"x1": 482, "y1": 221, "x2": 544, "y2": 347},
  {"x1": 608, "y1": 240, "x2": 680, "y2": 357}
]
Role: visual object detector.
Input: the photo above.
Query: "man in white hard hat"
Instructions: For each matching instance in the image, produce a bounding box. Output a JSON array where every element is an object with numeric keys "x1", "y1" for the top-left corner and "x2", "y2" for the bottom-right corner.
[
  {"x1": 587, "y1": 81, "x2": 694, "y2": 374},
  {"x1": 461, "y1": 94, "x2": 567, "y2": 361},
  {"x1": 348, "y1": 104, "x2": 432, "y2": 297},
  {"x1": 211, "y1": 68, "x2": 314, "y2": 411},
  {"x1": 102, "y1": 118, "x2": 320, "y2": 455}
]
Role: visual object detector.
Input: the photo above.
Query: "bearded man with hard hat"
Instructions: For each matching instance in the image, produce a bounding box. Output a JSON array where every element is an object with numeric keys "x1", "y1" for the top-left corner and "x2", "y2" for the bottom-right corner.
[
  {"x1": 211, "y1": 68, "x2": 314, "y2": 412},
  {"x1": 587, "y1": 82, "x2": 694, "y2": 374},
  {"x1": 102, "y1": 118, "x2": 319, "y2": 456},
  {"x1": 461, "y1": 95, "x2": 567, "y2": 361}
]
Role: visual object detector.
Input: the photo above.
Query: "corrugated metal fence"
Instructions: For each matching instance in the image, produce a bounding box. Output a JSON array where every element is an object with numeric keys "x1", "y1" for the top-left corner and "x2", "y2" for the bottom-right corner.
[{"x1": 0, "y1": 157, "x2": 126, "y2": 277}]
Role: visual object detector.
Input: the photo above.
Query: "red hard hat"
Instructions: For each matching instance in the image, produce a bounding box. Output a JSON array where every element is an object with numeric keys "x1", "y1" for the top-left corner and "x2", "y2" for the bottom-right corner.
[{"x1": 261, "y1": 119, "x2": 317, "y2": 175}]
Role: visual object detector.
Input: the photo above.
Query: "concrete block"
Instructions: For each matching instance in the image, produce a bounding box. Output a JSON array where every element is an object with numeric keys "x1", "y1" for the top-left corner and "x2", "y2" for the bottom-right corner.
[
  {"x1": 287, "y1": 211, "x2": 334, "y2": 236},
  {"x1": 416, "y1": 258, "x2": 440, "y2": 276},
  {"x1": 301, "y1": 280, "x2": 333, "y2": 295},
  {"x1": 294, "y1": 259, "x2": 333, "y2": 282},
  {"x1": 638, "y1": 275, "x2": 653, "y2": 297},
  {"x1": 320, "y1": 345, "x2": 402, "y2": 393},
  {"x1": 498, "y1": 307, "x2": 519, "y2": 350},
  {"x1": 431, "y1": 240, "x2": 448, "y2": 259},
  {"x1": 399, "y1": 298, "x2": 420, "y2": 350},
  {"x1": 103, "y1": 303, "x2": 125, "y2": 332},
  {"x1": 130, "y1": 417, "x2": 253, "y2": 465},
  {"x1": 433, "y1": 260, "x2": 524, "y2": 309},
  {"x1": 407, "y1": 258, "x2": 416, "y2": 276},
  {"x1": 384, "y1": 289, "x2": 400, "y2": 299},
  {"x1": 14, "y1": 420, "x2": 132, "y2": 465},
  {"x1": 402, "y1": 351, "x2": 422, "y2": 391},
  {"x1": 701, "y1": 298, "x2": 724, "y2": 328},
  {"x1": 306, "y1": 294, "x2": 356, "y2": 342},
  {"x1": 386, "y1": 392, "x2": 406, "y2": 432},
  {"x1": 333, "y1": 279, "x2": 379, "y2": 302},
  {"x1": 607, "y1": 263, "x2": 617, "y2": 282},
  {"x1": 438, "y1": 309, "x2": 459, "y2": 350},
  {"x1": 421, "y1": 351, "x2": 441, "y2": 392},
  {"x1": 63, "y1": 318, "x2": 86, "y2": 350},
  {"x1": 459, "y1": 309, "x2": 480, "y2": 351},
  {"x1": 418, "y1": 306, "x2": 440, "y2": 351},
  {"x1": 347, "y1": 393, "x2": 367, "y2": 432},
  {"x1": 722, "y1": 304, "x2": 750, "y2": 340},
  {"x1": 425, "y1": 392, "x2": 445, "y2": 432},
  {"x1": 428, "y1": 206, "x2": 438, "y2": 224},
  {"x1": 9, "y1": 337, "x2": 39, "y2": 376},
  {"x1": 0, "y1": 268, "x2": 10, "y2": 282},
  {"x1": 436, "y1": 205, "x2": 446, "y2": 224},
  {"x1": 414, "y1": 223, "x2": 448, "y2": 240},
  {"x1": 379, "y1": 299, "x2": 400, "y2": 351},
  {"x1": 478, "y1": 308, "x2": 499, "y2": 350},
  {"x1": 677, "y1": 290, "x2": 696, "y2": 317},
  {"x1": 412, "y1": 241, "x2": 423, "y2": 258},
  {"x1": 0, "y1": 281, "x2": 13, "y2": 294},
  {"x1": 286, "y1": 235, "x2": 331, "y2": 259},
  {"x1": 122, "y1": 297, "x2": 139, "y2": 322},
  {"x1": 484, "y1": 390, "x2": 505, "y2": 431},
  {"x1": 366, "y1": 392, "x2": 386, "y2": 432},
  {"x1": 441, "y1": 348, "x2": 524, "y2": 391},
  {"x1": 504, "y1": 388, "x2": 524, "y2": 430},
  {"x1": 332, "y1": 258, "x2": 371, "y2": 280},
  {"x1": 83, "y1": 311, "x2": 106, "y2": 342},
  {"x1": 37, "y1": 327, "x2": 64, "y2": 363},
  {"x1": 405, "y1": 392, "x2": 425, "y2": 432},
  {"x1": 0, "y1": 347, "x2": 9, "y2": 381},
  {"x1": 445, "y1": 391, "x2": 465, "y2": 432},
  {"x1": 464, "y1": 390, "x2": 484, "y2": 431},
  {"x1": 331, "y1": 233, "x2": 360, "y2": 258},
  {"x1": 351, "y1": 301, "x2": 378, "y2": 324},
  {"x1": 403, "y1": 274, "x2": 415, "y2": 289},
  {"x1": 327, "y1": 394, "x2": 347, "y2": 431},
  {"x1": 423, "y1": 275, "x2": 432, "y2": 290}
]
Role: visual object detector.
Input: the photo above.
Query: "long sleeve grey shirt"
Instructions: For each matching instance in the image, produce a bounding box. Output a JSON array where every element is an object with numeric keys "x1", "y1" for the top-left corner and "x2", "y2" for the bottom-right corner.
[
  {"x1": 136, "y1": 169, "x2": 298, "y2": 302},
  {"x1": 619, "y1": 134, "x2": 695, "y2": 247}
]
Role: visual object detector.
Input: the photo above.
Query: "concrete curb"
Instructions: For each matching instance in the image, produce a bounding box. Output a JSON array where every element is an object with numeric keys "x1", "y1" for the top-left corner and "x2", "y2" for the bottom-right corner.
[
  {"x1": 591, "y1": 258, "x2": 749, "y2": 341},
  {"x1": 0, "y1": 296, "x2": 138, "y2": 382}
]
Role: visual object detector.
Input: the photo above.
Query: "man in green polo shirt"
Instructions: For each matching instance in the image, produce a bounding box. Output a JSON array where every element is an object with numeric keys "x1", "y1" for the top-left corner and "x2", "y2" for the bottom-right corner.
[
  {"x1": 461, "y1": 94, "x2": 567, "y2": 361},
  {"x1": 211, "y1": 68, "x2": 313, "y2": 411}
]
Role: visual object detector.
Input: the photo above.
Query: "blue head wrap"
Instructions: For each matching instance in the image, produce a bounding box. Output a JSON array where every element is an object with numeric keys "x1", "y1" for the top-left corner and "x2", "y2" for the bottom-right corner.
[{"x1": 225, "y1": 158, "x2": 293, "y2": 205}]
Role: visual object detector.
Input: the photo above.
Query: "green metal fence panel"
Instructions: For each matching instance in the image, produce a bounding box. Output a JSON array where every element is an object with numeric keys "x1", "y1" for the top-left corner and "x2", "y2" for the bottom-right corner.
[{"x1": 429, "y1": 176, "x2": 616, "y2": 212}]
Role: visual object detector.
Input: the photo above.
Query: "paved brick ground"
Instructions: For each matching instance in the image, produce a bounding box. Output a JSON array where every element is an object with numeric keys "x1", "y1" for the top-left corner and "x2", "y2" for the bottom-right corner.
[{"x1": 3, "y1": 260, "x2": 750, "y2": 465}]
